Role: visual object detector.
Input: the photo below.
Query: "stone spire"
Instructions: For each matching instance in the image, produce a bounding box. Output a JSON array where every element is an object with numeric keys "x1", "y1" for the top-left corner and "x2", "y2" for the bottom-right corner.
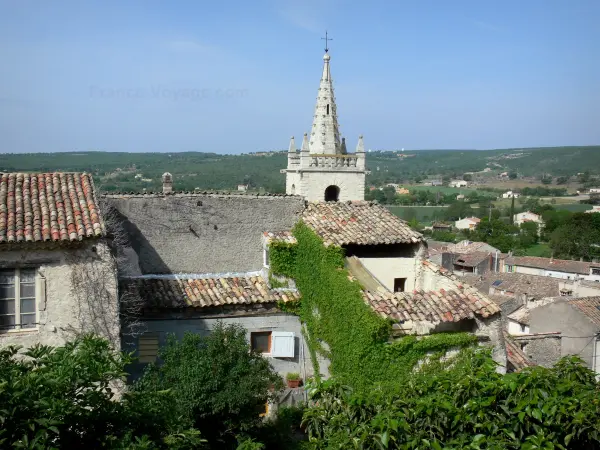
[
  {"x1": 288, "y1": 136, "x2": 296, "y2": 153},
  {"x1": 308, "y1": 52, "x2": 342, "y2": 155}
]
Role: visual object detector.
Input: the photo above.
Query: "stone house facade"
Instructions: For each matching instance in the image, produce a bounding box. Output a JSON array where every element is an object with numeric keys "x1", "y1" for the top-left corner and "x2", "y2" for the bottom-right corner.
[{"x1": 0, "y1": 172, "x2": 119, "y2": 349}]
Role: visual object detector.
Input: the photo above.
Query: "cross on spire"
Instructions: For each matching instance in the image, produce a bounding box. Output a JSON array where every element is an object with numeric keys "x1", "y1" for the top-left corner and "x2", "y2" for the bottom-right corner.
[{"x1": 321, "y1": 31, "x2": 332, "y2": 53}]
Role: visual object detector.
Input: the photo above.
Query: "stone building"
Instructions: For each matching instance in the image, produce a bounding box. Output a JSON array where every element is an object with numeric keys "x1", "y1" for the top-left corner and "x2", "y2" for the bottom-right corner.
[
  {"x1": 282, "y1": 48, "x2": 368, "y2": 201},
  {"x1": 0, "y1": 172, "x2": 119, "y2": 349},
  {"x1": 105, "y1": 185, "x2": 315, "y2": 383}
]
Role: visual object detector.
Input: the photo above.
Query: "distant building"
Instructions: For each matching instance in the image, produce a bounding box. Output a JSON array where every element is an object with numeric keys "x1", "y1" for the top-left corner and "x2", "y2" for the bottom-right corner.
[
  {"x1": 585, "y1": 205, "x2": 600, "y2": 213},
  {"x1": 396, "y1": 187, "x2": 410, "y2": 195},
  {"x1": 513, "y1": 211, "x2": 543, "y2": 228},
  {"x1": 432, "y1": 222, "x2": 452, "y2": 232},
  {"x1": 502, "y1": 191, "x2": 520, "y2": 199},
  {"x1": 500, "y1": 172, "x2": 509, "y2": 178},
  {"x1": 449, "y1": 180, "x2": 468, "y2": 188},
  {"x1": 483, "y1": 168, "x2": 492, "y2": 173},
  {"x1": 237, "y1": 184, "x2": 249, "y2": 192},
  {"x1": 454, "y1": 217, "x2": 481, "y2": 230},
  {"x1": 456, "y1": 194, "x2": 465, "y2": 200},
  {"x1": 431, "y1": 179, "x2": 443, "y2": 186},
  {"x1": 589, "y1": 188, "x2": 600, "y2": 194},
  {"x1": 504, "y1": 256, "x2": 600, "y2": 281}
]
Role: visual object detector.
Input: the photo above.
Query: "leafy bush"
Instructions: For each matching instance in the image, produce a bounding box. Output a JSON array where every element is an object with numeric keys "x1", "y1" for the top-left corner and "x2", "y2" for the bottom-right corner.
[
  {"x1": 0, "y1": 334, "x2": 203, "y2": 449},
  {"x1": 134, "y1": 323, "x2": 284, "y2": 447},
  {"x1": 302, "y1": 354, "x2": 600, "y2": 449}
]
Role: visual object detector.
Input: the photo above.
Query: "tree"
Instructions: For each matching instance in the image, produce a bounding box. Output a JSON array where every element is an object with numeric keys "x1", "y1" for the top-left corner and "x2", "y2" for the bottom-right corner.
[
  {"x1": 540, "y1": 175, "x2": 553, "y2": 185},
  {"x1": 518, "y1": 222, "x2": 539, "y2": 248},
  {"x1": 578, "y1": 171, "x2": 591, "y2": 183},
  {"x1": 444, "y1": 201, "x2": 473, "y2": 221},
  {"x1": 508, "y1": 171, "x2": 518, "y2": 179},
  {"x1": 0, "y1": 335, "x2": 203, "y2": 448},
  {"x1": 381, "y1": 186, "x2": 396, "y2": 204},
  {"x1": 549, "y1": 213, "x2": 600, "y2": 260},
  {"x1": 135, "y1": 323, "x2": 284, "y2": 447},
  {"x1": 462, "y1": 174, "x2": 472, "y2": 182},
  {"x1": 556, "y1": 176, "x2": 569, "y2": 185}
]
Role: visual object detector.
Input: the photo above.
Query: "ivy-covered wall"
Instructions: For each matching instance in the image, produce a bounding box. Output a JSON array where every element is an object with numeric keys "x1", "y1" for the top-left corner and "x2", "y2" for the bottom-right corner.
[{"x1": 270, "y1": 223, "x2": 477, "y2": 393}]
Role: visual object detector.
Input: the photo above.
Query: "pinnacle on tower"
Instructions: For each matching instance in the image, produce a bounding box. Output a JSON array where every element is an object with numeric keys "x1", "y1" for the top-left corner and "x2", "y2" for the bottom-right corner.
[
  {"x1": 308, "y1": 51, "x2": 342, "y2": 155},
  {"x1": 288, "y1": 136, "x2": 296, "y2": 153},
  {"x1": 301, "y1": 133, "x2": 309, "y2": 152}
]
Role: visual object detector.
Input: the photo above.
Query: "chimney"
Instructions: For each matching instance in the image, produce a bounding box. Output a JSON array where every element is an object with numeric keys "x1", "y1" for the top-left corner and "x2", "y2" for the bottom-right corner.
[{"x1": 162, "y1": 172, "x2": 173, "y2": 194}]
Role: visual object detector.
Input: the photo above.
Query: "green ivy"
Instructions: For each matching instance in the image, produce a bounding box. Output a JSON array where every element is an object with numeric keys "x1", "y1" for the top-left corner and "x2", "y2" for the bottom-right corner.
[{"x1": 270, "y1": 222, "x2": 477, "y2": 393}]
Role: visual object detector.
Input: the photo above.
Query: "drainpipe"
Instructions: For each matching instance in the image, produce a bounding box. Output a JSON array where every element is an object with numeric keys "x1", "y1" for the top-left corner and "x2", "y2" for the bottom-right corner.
[{"x1": 495, "y1": 251, "x2": 499, "y2": 273}]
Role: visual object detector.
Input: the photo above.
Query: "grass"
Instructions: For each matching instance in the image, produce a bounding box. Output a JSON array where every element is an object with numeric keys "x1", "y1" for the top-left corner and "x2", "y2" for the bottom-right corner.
[
  {"x1": 555, "y1": 203, "x2": 593, "y2": 212},
  {"x1": 520, "y1": 243, "x2": 552, "y2": 257},
  {"x1": 387, "y1": 206, "x2": 448, "y2": 223},
  {"x1": 404, "y1": 185, "x2": 488, "y2": 195}
]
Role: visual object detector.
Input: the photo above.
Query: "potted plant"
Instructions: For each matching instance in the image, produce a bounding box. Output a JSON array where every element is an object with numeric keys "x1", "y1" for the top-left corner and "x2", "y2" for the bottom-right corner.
[{"x1": 285, "y1": 372, "x2": 301, "y2": 388}]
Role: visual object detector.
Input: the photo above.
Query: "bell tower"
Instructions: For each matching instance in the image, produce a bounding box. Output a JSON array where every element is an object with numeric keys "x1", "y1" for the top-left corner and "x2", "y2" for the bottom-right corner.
[{"x1": 282, "y1": 35, "x2": 368, "y2": 201}]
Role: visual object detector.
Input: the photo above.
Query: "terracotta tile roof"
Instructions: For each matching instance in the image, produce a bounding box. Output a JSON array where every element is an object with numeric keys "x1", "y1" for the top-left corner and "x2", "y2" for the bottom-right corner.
[
  {"x1": 504, "y1": 331, "x2": 535, "y2": 371},
  {"x1": 362, "y1": 262, "x2": 500, "y2": 324},
  {"x1": 462, "y1": 272, "x2": 561, "y2": 300},
  {"x1": 453, "y1": 251, "x2": 491, "y2": 268},
  {"x1": 263, "y1": 231, "x2": 297, "y2": 245},
  {"x1": 0, "y1": 172, "x2": 103, "y2": 246},
  {"x1": 505, "y1": 256, "x2": 591, "y2": 275},
  {"x1": 302, "y1": 201, "x2": 423, "y2": 246},
  {"x1": 126, "y1": 274, "x2": 300, "y2": 310},
  {"x1": 568, "y1": 297, "x2": 600, "y2": 327},
  {"x1": 446, "y1": 240, "x2": 500, "y2": 255}
]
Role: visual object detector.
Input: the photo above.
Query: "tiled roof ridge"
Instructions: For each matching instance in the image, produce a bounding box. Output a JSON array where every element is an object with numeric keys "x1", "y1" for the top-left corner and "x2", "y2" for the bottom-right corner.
[
  {"x1": 567, "y1": 297, "x2": 600, "y2": 327},
  {"x1": 127, "y1": 273, "x2": 300, "y2": 310},
  {"x1": 0, "y1": 172, "x2": 103, "y2": 246},
  {"x1": 102, "y1": 191, "x2": 300, "y2": 198}
]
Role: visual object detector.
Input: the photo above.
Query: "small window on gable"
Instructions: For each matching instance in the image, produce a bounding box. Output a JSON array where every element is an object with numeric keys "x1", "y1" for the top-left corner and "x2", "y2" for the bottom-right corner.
[
  {"x1": 394, "y1": 278, "x2": 407, "y2": 293},
  {"x1": 138, "y1": 334, "x2": 159, "y2": 363}
]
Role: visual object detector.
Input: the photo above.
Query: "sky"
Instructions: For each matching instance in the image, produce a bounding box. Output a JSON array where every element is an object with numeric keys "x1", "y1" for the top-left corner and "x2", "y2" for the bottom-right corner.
[{"x1": 0, "y1": 0, "x2": 599, "y2": 154}]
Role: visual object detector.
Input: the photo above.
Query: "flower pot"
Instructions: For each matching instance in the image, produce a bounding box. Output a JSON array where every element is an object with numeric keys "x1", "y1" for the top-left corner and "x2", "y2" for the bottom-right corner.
[{"x1": 286, "y1": 379, "x2": 301, "y2": 388}]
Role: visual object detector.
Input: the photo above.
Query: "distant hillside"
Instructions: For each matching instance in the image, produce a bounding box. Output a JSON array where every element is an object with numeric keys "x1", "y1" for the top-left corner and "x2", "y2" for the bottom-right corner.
[{"x1": 0, "y1": 146, "x2": 598, "y2": 193}]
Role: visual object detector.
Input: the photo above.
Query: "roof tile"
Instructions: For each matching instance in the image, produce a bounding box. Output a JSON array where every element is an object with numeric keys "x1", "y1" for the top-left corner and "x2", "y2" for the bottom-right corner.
[
  {"x1": 302, "y1": 201, "x2": 422, "y2": 246},
  {"x1": 0, "y1": 172, "x2": 103, "y2": 246}
]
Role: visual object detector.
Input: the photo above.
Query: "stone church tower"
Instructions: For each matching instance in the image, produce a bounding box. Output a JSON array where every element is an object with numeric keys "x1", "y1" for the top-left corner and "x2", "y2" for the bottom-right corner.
[{"x1": 282, "y1": 48, "x2": 367, "y2": 201}]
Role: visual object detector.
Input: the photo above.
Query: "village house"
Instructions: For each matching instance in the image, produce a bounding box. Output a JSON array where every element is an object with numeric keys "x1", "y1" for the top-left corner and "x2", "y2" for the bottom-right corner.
[
  {"x1": 0, "y1": 172, "x2": 119, "y2": 349},
  {"x1": 585, "y1": 205, "x2": 600, "y2": 214},
  {"x1": 437, "y1": 241, "x2": 502, "y2": 277},
  {"x1": 501, "y1": 190, "x2": 520, "y2": 199},
  {"x1": 504, "y1": 256, "x2": 600, "y2": 281},
  {"x1": 449, "y1": 180, "x2": 468, "y2": 188},
  {"x1": 512, "y1": 297, "x2": 600, "y2": 373},
  {"x1": 454, "y1": 217, "x2": 481, "y2": 230},
  {"x1": 513, "y1": 211, "x2": 544, "y2": 228},
  {"x1": 237, "y1": 184, "x2": 248, "y2": 192},
  {"x1": 558, "y1": 279, "x2": 600, "y2": 298}
]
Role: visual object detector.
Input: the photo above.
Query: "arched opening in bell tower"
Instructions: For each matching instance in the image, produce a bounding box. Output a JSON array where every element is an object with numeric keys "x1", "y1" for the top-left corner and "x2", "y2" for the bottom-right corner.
[{"x1": 324, "y1": 185, "x2": 340, "y2": 202}]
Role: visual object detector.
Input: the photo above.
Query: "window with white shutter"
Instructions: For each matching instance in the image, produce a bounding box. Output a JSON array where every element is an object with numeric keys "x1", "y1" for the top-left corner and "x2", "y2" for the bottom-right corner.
[{"x1": 270, "y1": 331, "x2": 295, "y2": 358}]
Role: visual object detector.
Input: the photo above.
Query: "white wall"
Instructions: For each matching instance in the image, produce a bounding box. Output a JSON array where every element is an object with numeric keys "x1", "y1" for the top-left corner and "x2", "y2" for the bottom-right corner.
[
  {"x1": 507, "y1": 319, "x2": 530, "y2": 335},
  {"x1": 359, "y1": 256, "x2": 418, "y2": 291},
  {"x1": 287, "y1": 170, "x2": 366, "y2": 201}
]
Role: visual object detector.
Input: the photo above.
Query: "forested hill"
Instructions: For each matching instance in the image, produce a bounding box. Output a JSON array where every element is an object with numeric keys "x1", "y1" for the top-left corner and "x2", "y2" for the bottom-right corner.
[{"x1": 1, "y1": 146, "x2": 598, "y2": 193}]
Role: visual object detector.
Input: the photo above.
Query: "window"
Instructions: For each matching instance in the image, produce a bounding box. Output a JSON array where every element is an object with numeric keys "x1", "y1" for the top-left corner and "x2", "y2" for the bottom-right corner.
[
  {"x1": 520, "y1": 324, "x2": 527, "y2": 333},
  {"x1": 0, "y1": 268, "x2": 37, "y2": 331},
  {"x1": 394, "y1": 278, "x2": 407, "y2": 293},
  {"x1": 263, "y1": 248, "x2": 270, "y2": 268},
  {"x1": 326, "y1": 104, "x2": 330, "y2": 115},
  {"x1": 592, "y1": 268, "x2": 600, "y2": 276},
  {"x1": 324, "y1": 185, "x2": 340, "y2": 202},
  {"x1": 251, "y1": 331, "x2": 295, "y2": 357},
  {"x1": 138, "y1": 334, "x2": 159, "y2": 363},
  {"x1": 251, "y1": 331, "x2": 271, "y2": 354}
]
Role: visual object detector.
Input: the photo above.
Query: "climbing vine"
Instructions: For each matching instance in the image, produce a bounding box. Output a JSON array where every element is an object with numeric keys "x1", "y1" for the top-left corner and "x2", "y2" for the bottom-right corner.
[{"x1": 270, "y1": 222, "x2": 476, "y2": 393}]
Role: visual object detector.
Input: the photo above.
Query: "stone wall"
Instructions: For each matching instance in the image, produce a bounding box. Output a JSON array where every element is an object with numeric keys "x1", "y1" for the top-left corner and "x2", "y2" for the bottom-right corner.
[
  {"x1": 529, "y1": 300, "x2": 599, "y2": 369},
  {"x1": 0, "y1": 240, "x2": 119, "y2": 349},
  {"x1": 288, "y1": 170, "x2": 365, "y2": 201},
  {"x1": 513, "y1": 334, "x2": 562, "y2": 368},
  {"x1": 106, "y1": 194, "x2": 305, "y2": 274}
]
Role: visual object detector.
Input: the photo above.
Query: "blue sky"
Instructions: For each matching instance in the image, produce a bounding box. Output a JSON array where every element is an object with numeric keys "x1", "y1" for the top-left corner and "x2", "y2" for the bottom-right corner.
[{"x1": 0, "y1": 0, "x2": 599, "y2": 154}]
